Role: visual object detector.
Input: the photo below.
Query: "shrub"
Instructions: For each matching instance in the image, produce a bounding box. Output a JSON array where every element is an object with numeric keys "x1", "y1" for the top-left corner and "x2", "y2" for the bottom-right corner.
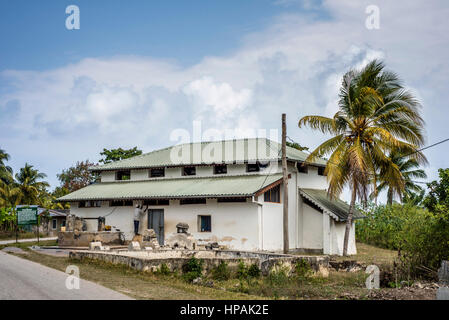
[
  {"x1": 248, "y1": 263, "x2": 261, "y2": 278},
  {"x1": 156, "y1": 263, "x2": 171, "y2": 275},
  {"x1": 211, "y1": 261, "x2": 231, "y2": 281},
  {"x1": 236, "y1": 260, "x2": 248, "y2": 279},
  {"x1": 295, "y1": 259, "x2": 312, "y2": 279},
  {"x1": 267, "y1": 267, "x2": 289, "y2": 286},
  {"x1": 182, "y1": 257, "x2": 204, "y2": 282}
]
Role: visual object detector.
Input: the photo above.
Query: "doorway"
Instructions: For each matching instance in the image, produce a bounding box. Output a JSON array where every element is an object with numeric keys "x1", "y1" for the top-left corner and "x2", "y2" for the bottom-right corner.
[{"x1": 147, "y1": 209, "x2": 164, "y2": 245}]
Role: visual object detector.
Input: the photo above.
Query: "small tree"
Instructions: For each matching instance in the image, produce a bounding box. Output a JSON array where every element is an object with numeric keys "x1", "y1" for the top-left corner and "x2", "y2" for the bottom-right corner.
[{"x1": 99, "y1": 147, "x2": 142, "y2": 164}]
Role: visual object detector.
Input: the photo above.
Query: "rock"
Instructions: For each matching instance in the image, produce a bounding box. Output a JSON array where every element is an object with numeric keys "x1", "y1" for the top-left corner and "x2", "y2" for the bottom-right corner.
[
  {"x1": 128, "y1": 241, "x2": 141, "y2": 251},
  {"x1": 142, "y1": 229, "x2": 157, "y2": 240},
  {"x1": 132, "y1": 234, "x2": 143, "y2": 244},
  {"x1": 437, "y1": 287, "x2": 449, "y2": 300},
  {"x1": 166, "y1": 232, "x2": 196, "y2": 250},
  {"x1": 192, "y1": 277, "x2": 202, "y2": 284},
  {"x1": 205, "y1": 242, "x2": 219, "y2": 250},
  {"x1": 89, "y1": 241, "x2": 102, "y2": 251},
  {"x1": 176, "y1": 222, "x2": 189, "y2": 233}
]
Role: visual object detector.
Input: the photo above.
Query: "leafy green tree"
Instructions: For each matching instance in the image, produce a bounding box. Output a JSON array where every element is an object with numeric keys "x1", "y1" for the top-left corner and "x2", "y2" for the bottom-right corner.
[
  {"x1": 298, "y1": 60, "x2": 426, "y2": 255},
  {"x1": 0, "y1": 181, "x2": 22, "y2": 208},
  {"x1": 15, "y1": 163, "x2": 49, "y2": 205},
  {"x1": 0, "y1": 148, "x2": 13, "y2": 185},
  {"x1": 286, "y1": 141, "x2": 309, "y2": 152},
  {"x1": 99, "y1": 147, "x2": 142, "y2": 164},
  {"x1": 372, "y1": 150, "x2": 427, "y2": 205},
  {"x1": 57, "y1": 160, "x2": 97, "y2": 192},
  {"x1": 423, "y1": 168, "x2": 449, "y2": 214}
]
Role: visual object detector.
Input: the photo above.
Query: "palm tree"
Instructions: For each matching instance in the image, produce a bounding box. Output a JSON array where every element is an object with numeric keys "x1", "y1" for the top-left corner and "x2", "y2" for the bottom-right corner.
[
  {"x1": 298, "y1": 60, "x2": 427, "y2": 256},
  {"x1": 371, "y1": 150, "x2": 427, "y2": 205},
  {"x1": 0, "y1": 148, "x2": 13, "y2": 185},
  {"x1": 0, "y1": 181, "x2": 22, "y2": 207},
  {"x1": 15, "y1": 163, "x2": 49, "y2": 205}
]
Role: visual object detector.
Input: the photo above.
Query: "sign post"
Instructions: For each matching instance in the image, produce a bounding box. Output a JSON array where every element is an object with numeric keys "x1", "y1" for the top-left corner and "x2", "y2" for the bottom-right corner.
[{"x1": 16, "y1": 206, "x2": 39, "y2": 243}]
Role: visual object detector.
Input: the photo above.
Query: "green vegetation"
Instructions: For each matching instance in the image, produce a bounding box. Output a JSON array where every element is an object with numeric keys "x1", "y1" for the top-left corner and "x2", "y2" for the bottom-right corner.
[
  {"x1": 211, "y1": 261, "x2": 231, "y2": 281},
  {"x1": 357, "y1": 169, "x2": 449, "y2": 279},
  {"x1": 181, "y1": 257, "x2": 204, "y2": 282},
  {"x1": 99, "y1": 147, "x2": 142, "y2": 164},
  {"x1": 298, "y1": 60, "x2": 426, "y2": 255}
]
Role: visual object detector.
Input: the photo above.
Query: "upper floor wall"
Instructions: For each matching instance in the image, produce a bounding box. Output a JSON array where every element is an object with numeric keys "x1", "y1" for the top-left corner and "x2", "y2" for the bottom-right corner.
[{"x1": 99, "y1": 161, "x2": 328, "y2": 190}]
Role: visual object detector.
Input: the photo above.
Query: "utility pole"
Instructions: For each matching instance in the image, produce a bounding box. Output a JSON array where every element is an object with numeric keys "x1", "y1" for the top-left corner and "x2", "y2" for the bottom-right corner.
[{"x1": 282, "y1": 113, "x2": 289, "y2": 254}]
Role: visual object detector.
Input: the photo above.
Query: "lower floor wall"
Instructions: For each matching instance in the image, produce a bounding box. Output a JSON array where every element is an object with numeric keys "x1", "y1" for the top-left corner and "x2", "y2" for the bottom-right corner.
[{"x1": 70, "y1": 197, "x2": 357, "y2": 256}]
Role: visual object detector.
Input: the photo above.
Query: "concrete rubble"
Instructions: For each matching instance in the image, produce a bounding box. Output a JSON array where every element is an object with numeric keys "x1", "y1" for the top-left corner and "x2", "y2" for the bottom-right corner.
[{"x1": 166, "y1": 223, "x2": 196, "y2": 250}]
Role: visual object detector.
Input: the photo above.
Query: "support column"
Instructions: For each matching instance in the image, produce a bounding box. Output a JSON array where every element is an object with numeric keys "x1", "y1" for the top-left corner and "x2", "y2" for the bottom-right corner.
[{"x1": 322, "y1": 211, "x2": 331, "y2": 254}]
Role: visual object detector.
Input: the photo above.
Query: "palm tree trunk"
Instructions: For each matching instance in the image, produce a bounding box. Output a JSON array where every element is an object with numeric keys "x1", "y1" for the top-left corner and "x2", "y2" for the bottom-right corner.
[
  {"x1": 387, "y1": 188, "x2": 393, "y2": 206},
  {"x1": 343, "y1": 186, "x2": 357, "y2": 256}
]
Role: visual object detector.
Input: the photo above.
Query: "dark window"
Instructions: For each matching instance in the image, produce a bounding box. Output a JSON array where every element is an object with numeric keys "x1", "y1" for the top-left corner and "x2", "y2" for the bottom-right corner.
[
  {"x1": 214, "y1": 165, "x2": 227, "y2": 174},
  {"x1": 318, "y1": 166, "x2": 326, "y2": 176},
  {"x1": 183, "y1": 166, "x2": 196, "y2": 176},
  {"x1": 247, "y1": 163, "x2": 260, "y2": 172},
  {"x1": 110, "y1": 200, "x2": 133, "y2": 207},
  {"x1": 84, "y1": 201, "x2": 101, "y2": 208},
  {"x1": 116, "y1": 170, "x2": 131, "y2": 180},
  {"x1": 264, "y1": 185, "x2": 281, "y2": 203},
  {"x1": 149, "y1": 168, "x2": 165, "y2": 178},
  {"x1": 78, "y1": 201, "x2": 86, "y2": 208},
  {"x1": 298, "y1": 163, "x2": 308, "y2": 174},
  {"x1": 180, "y1": 198, "x2": 206, "y2": 205},
  {"x1": 52, "y1": 219, "x2": 57, "y2": 229},
  {"x1": 258, "y1": 161, "x2": 270, "y2": 169},
  {"x1": 61, "y1": 220, "x2": 66, "y2": 227},
  {"x1": 198, "y1": 215, "x2": 211, "y2": 232},
  {"x1": 217, "y1": 197, "x2": 247, "y2": 203},
  {"x1": 143, "y1": 199, "x2": 169, "y2": 206}
]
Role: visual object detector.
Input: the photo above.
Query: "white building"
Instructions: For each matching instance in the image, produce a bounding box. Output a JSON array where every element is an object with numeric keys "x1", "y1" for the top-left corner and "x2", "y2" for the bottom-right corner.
[{"x1": 58, "y1": 138, "x2": 361, "y2": 255}]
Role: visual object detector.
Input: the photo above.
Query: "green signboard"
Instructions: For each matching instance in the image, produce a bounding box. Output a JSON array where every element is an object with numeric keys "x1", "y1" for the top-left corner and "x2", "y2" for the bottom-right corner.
[{"x1": 17, "y1": 206, "x2": 38, "y2": 225}]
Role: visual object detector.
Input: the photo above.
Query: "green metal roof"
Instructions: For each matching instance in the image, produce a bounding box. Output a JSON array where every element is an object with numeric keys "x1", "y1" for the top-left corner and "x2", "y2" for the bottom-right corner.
[
  {"x1": 299, "y1": 188, "x2": 364, "y2": 222},
  {"x1": 58, "y1": 173, "x2": 283, "y2": 201},
  {"x1": 90, "y1": 138, "x2": 327, "y2": 171}
]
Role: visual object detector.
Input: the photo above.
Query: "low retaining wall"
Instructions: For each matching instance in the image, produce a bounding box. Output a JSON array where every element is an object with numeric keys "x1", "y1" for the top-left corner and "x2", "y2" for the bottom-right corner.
[
  {"x1": 69, "y1": 249, "x2": 329, "y2": 276},
  {"x1": 58, "y1": 231, "x2": 121, "y2": 247}
]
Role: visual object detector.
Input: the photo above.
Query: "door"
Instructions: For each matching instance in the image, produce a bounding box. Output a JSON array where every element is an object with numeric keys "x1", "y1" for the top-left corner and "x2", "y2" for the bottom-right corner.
[{"x1": 148, "y1": 209, "x2": 164, "y2": 245}]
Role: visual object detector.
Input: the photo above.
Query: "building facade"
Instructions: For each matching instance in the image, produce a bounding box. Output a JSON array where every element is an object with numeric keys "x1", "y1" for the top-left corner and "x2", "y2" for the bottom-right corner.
[{"x1": 59, "y1": 138, "x2": 361, "y2": 255}]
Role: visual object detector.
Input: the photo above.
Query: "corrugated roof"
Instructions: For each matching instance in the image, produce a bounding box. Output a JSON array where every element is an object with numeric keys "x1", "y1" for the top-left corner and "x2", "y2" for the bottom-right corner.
[
  {"x1": 299, "y1": 188, "x2": 364, "y2": 222},
  {"x1": 58, "y1": 174, "x2": 283, "y2": 201},
  {"x1": 90, "y1": 138, "x2": 327, "y2": 171}
]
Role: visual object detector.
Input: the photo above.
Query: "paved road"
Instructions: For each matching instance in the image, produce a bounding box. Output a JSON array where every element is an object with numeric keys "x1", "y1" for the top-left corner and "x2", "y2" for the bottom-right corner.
[
  {"x1": 0, "y1": 251, "x2": 132, "y2": 300},
  {"x1": 0, "y1": 237, "x2": 57, "y2": 245}
]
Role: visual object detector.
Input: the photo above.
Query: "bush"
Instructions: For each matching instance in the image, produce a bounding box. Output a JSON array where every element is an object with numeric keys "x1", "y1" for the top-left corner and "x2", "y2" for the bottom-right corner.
[
  {"x1": 211, "y1": 261, "x2": 231, "y2": 281},
  {"x1": 267, "y1": 267, "x2": 289, "y2": 286},
  {"x1": 156, "y1": 263, "x2": 171, "y2": 275},
  {"x1": 182, "y1": 257, "x2": 204, "y2": 282},
  {"x1": 248, "y1": 264, "x2": 261, "y2": 278},
  {"x1": 295, "y1": 259, "x2": 312, "y2": 279},
  {"x1": 236, "y1": 260, "x2": 248, "y2": 279},
  {"x1": 356, "y1": 202, "x2": 449, "y2": 279}
]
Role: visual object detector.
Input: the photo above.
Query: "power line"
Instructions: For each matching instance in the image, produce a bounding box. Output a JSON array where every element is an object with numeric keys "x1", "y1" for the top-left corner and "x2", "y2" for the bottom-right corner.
[{"x1": 286, "y1": 135, "x2": 449, "y2": 184}]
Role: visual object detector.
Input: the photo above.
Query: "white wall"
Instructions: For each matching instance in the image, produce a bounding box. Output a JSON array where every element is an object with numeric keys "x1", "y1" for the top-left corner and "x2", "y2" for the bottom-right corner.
[
  {"x1": 301, "y1": 203, "x2": 323, "y2": 249},
  {"x1": 297, "y1": 166, "x2": 327, "y2": 189},
  {"x1": 331, "y1": 221, "x2": 357, "y2": 255},
  {"x1": 71, "y1": 199, "x2": 261, "y2": 251}
]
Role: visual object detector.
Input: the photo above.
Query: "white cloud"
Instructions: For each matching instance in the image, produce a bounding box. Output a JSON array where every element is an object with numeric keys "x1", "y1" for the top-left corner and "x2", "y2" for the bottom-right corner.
[{"x1": 1, "y1": 0, "x2": 448, "y2": 199}]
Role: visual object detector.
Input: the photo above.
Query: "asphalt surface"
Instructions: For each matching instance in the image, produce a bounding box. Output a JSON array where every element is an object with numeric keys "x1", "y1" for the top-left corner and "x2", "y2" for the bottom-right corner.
[
  {"x1": 0, "y1": 251, "x2": 133, "y2": 300},
  {"x1": 0, "y1": 237, "x2": 57, "y2": 245}
]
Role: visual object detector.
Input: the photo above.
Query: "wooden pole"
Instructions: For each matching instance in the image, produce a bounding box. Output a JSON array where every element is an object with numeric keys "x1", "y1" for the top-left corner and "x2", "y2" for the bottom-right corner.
[{"x1": 282, "y1": 113, "x2": 289, "y2": 254}]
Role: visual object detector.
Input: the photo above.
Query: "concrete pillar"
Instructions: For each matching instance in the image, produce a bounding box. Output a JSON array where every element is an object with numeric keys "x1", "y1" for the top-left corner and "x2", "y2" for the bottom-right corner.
[{"x1": 322, "y1": 211, "x2": 331, "y2": 254}]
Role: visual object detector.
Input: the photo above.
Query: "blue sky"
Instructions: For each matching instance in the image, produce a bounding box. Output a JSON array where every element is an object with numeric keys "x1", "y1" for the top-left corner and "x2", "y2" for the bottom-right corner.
[
  {"x1": 1, "y1": 0, "x2": 448, "y2": 202},
  {"x1": 0, "y1": 0, "x2": 323, "y2": 70}
]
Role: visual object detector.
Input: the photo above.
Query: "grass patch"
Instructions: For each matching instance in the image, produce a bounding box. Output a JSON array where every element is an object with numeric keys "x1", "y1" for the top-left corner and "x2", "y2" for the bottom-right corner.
[{"x1": 333, "y1": 242, "x2": 397, "y2": 268}]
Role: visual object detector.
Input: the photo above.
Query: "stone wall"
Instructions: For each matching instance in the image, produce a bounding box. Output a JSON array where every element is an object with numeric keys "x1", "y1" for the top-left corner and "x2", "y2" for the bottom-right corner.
[
  {"x1": 58, "y1": 231, "x2": 122, "y2": 247},
  {"x1": 68, "y1": 249, "x2": 329, "y2": 276}
]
